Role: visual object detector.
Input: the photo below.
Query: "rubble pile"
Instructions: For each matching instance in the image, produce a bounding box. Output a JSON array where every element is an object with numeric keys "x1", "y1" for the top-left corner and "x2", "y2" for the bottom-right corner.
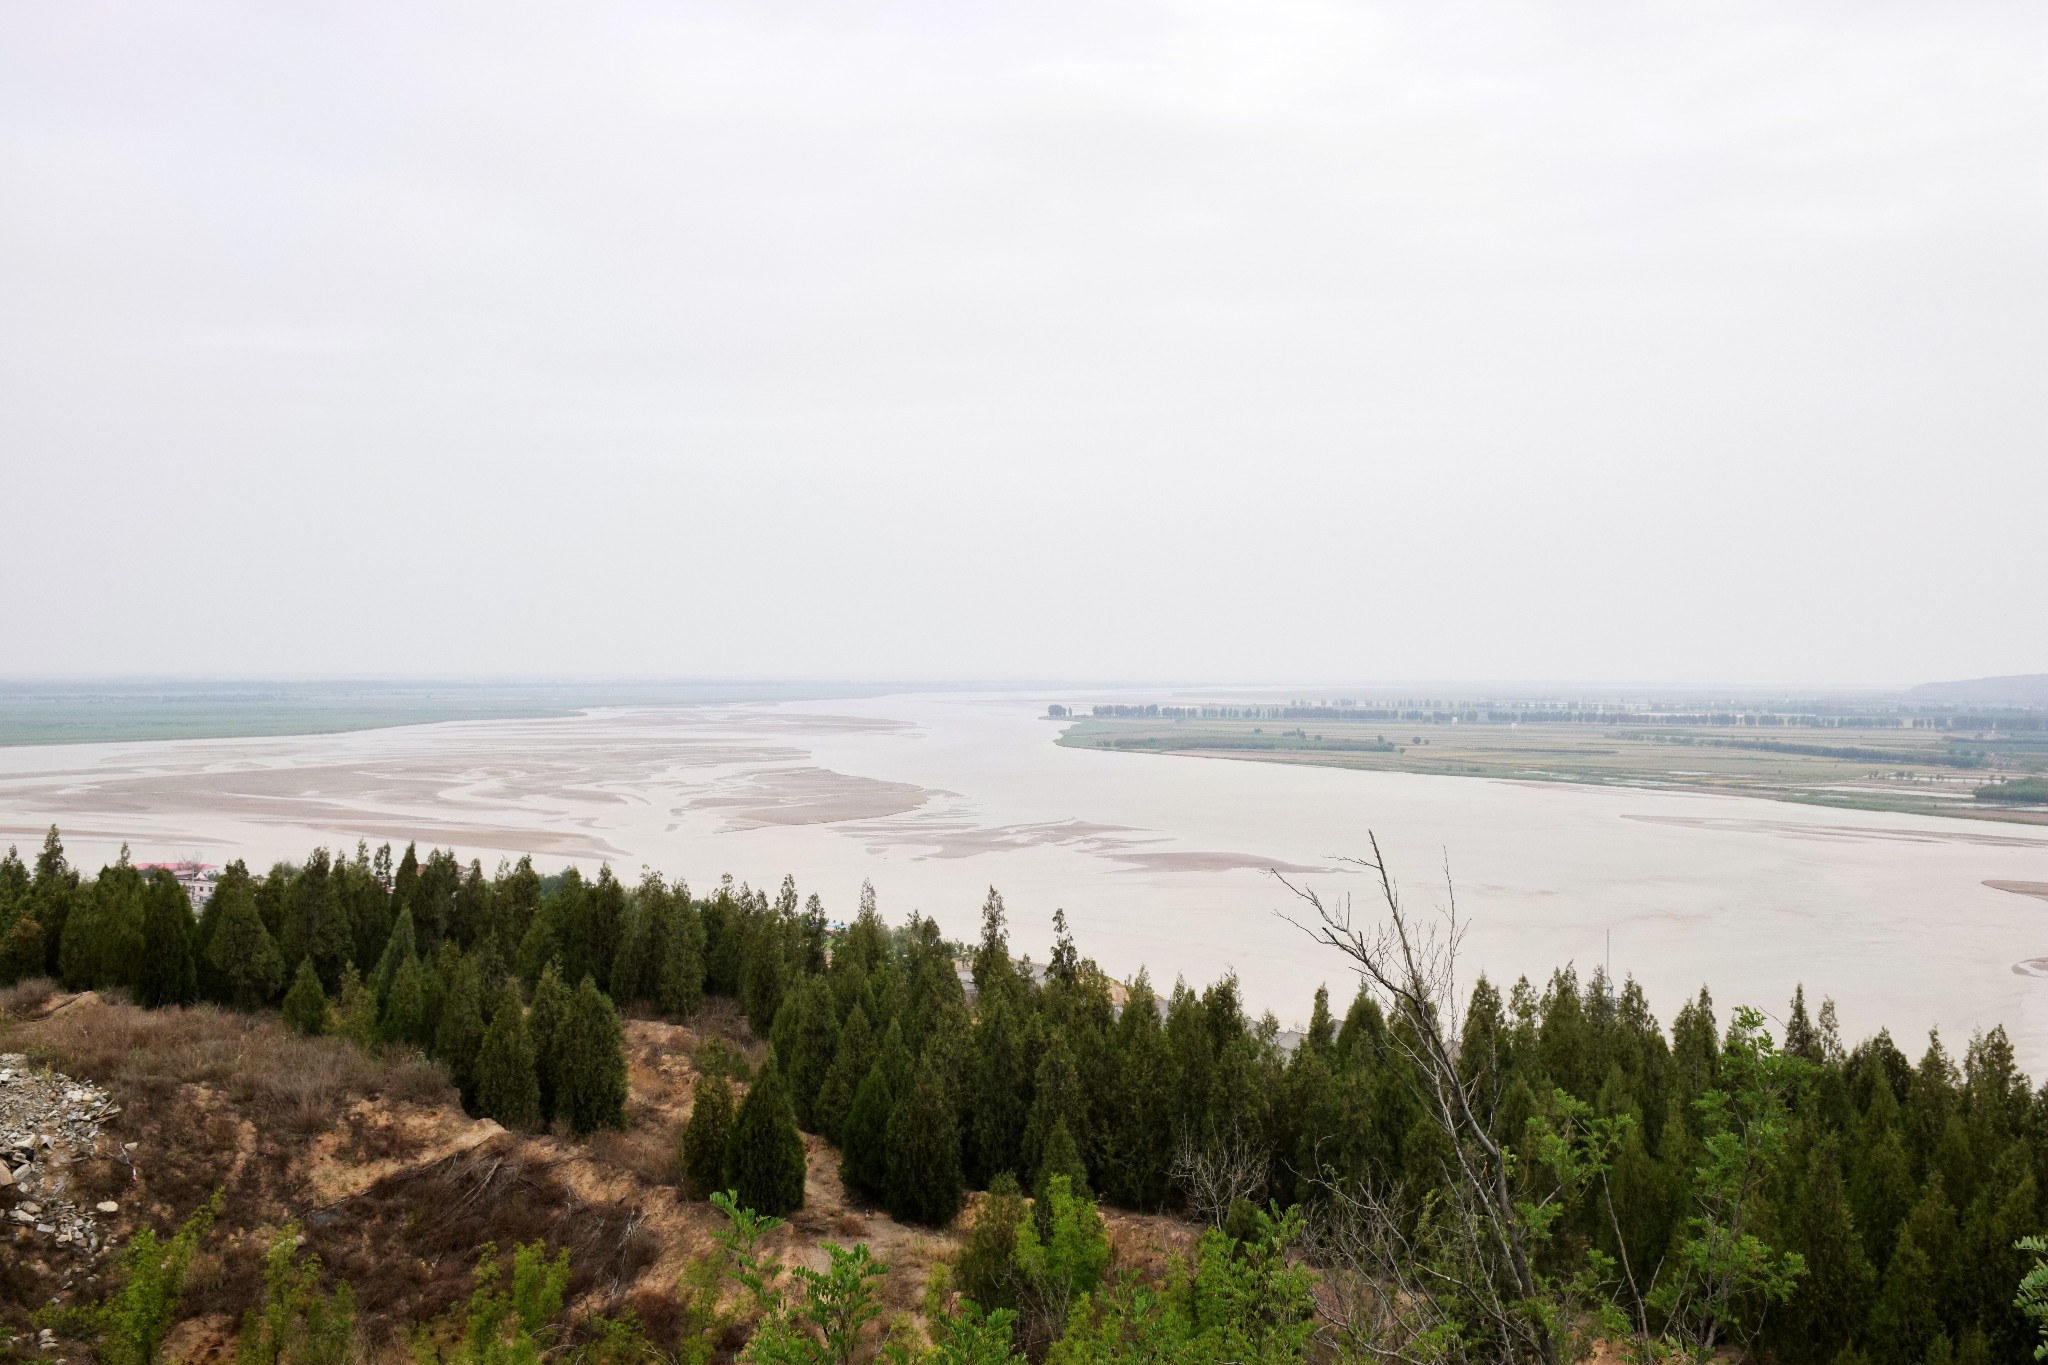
[{"x1": 0, "y1": 1052, "x2": 125, "y2": 1255}]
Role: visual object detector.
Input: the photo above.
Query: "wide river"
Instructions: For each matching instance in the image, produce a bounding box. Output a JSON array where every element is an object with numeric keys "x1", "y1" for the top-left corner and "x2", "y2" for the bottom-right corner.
[{"x1": 4, "y1": 692, "x2": 2046, "y2": 1070}]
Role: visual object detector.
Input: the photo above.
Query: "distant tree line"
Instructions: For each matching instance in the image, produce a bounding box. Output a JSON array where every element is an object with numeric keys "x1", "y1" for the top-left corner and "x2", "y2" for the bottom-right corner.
[{"x1": 2, "y1": 824, "x2": 2044, "y2": 1361}]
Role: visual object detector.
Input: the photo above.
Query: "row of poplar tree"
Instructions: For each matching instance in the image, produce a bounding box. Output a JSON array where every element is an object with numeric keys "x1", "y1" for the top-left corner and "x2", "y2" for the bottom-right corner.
[{"x1": 1, "y1": 825, "x2": 2043, "y2": 1362}]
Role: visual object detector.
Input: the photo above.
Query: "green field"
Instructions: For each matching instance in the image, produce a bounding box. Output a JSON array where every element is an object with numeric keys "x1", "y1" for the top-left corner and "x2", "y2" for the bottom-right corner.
[
  {"x1": 1057, "y1": 714, "x2": 2048, "y2": 823},
  {"x1": 0, "y1": 679, "x2": 902, "y2": 747}
]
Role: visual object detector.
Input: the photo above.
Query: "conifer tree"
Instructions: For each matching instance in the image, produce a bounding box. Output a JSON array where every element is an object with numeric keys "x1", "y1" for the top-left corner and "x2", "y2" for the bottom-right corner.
[
  {"x1": 205, "y1": 870, "x2": 285, "y2": 1010},
  {"x1": 528, "y1": 961, "x2": 572, "y2": 1125},
  {"x1": 723, "y1": 1053, "x2": 806, "y2": 1216},
  {"x1": 743, "y1": 914, "x2": 790, "y2": 1036},
  {"x1": 1033, "y1": 1118, "x2": 1091, "y2": 1215},
  {"x1": 1870, "y1": 1223, "x2": 1939, "y2": 1357},
  {"x1": 370, "y1": 906, "x2": 418, "y2": 1012},
  {"x1": 333, "y1": 962, "x2": 378, "y2": 1050},
  {"x1": 382, "y1": 954, "x2": 430, "y2": 1048},
  {"x1": 885, "y1": 1050, "x2": 964, "y2": 1226},
  {"x1": 31, "y1": 826, "x2": 77, "y2": 978},
  {"x1": 839, "y1": 1060, "x2": 896, "y2": 1202},
  {"x1": 1775, "y1": 1136, "x2": 1874, "y2": 1359},
  {"x1": 769, "y1": 973, "x2": 840, "y2": 1132},
  {"x1": 608, "y1": 896, "x2": 653, "y2": 1006},
  {"x1": 474, "y1": 981, "x2": 542, "y2": 1131},
  {"x1": 656, "y1": 889, "x2": 704, "y2": 1017},
  {"x1": 282, "y1": 958, "x2": 329, "y2": 1036},
  {"x1": 679, "y1": 1072, "x2": 736, "y2": 1198},
  {"x1": 1022, "y1": 1031, "x2": 1085, "y2": 1180},
  {"x1": 435, "y1": 954, "x2": 489, "y2": 1108},
  {"x1": 968, "y1": 989, "x2": 1032, "y2": 1188},
  {"x1": 554, "y1": 975, "x2": 628, "y2": 1136},
  {"x1": 813, "y1": 1003, "x2": 874, "y2": 1145},
  {"x1": 0, "y1": 913, "x2": 44, "y2": 986},
  {"x1": 62, "y1": 851, "x2": 146, "y2": 991},
  {"x1": 134, "y1": 870, "x2": 197, "y2": 1008}
]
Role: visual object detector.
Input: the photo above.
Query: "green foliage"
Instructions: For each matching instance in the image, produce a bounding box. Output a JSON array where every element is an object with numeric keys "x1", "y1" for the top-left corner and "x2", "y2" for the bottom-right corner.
[
  {"x1": 957, "y1": 1173, "x2": 1028, "y2": 1313},
  {"x1": 419, "y1": 1241, "x2": 572, "y2": 1365},
  {"x1": 838, "y1": 1059, "x2": 895, "y2": 1203},
  {"x1": 813, "y1": 1003, "x2": 873, "y2": 1145},
  {"x1": 770, "y1": 973, "x2": 841, "y2": 1132},
  {"x1": 235, "y1": 1224, "x2": 356, "y2": 1365},
  {"x1": 680, "y1": 1073, "x2": 737, "y2": 1198},
  {"x1": 746, "y1": 1243, "x2": 890, "y2": 1365},
  {"x1": 0, "y1": 909, "x2": 45, "y2": 985},
  {"x1": 1976, "y1": 776, "x2": 2048, "y2": 804},
  {"x1": 282, "y1": 958, "x2": 329, "y2": 1036},
  {"x1": 333, "y1": 962, "x2": 379, "y2": 1051},
  {"x1": 84, "y1": 1190, "x2": 224, "y2": 1365},
  {"x1": 474, "y1": 980, "x2": 542, "y2": 1131},
  {"x1": 382, "y1": 954, "x2": 431, "y2": 1048},
  {"x1": 724, "y1": 1055, "x2": 807, "y2": 1216},
  {"x1": 2016, "y1": 1236, "x2": 2048, "y2": 1361},
  {"x1": 1644, "y1": 1005, "x2": 1808, "y2": 1360},
  {"x1": 554, "y1": 975, "x2": 629, "y2": 1136},
  {"x1": 706, "y1": 1191, "x2": 889, "y2": 1365},
  {"x1": 885, "y1": 1051, "x2": 964, "y2": 1227},
  {"x1": 134, "y1": 871, "x2": 197, "y2": 1008},
  {"x1": 1046, "y1": 1203, "x2": 1313, "y2": 1365},
  {"x1": 527, "y1": 961, "x2": 572, "y2": 1124},
  {"x1": 435, "y1": 953, "x2": 489, "y2": 1107},
  {"x1": 1014, "y1": 1175, "x2": 1110, "y2": 1309},
  {"x1": 695, "y1": 1035, "x2": 754, "y2": 1082}
]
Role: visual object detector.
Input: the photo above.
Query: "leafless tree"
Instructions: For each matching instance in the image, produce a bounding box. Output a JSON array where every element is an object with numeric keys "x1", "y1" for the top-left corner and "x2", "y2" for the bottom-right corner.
[
  {"x1": 1168, "y1": 1121, "x2": 1271, "y2": 1228},
  {"x1": 1275, "y1": 833, "x2": 1607, "y2": 1365}
]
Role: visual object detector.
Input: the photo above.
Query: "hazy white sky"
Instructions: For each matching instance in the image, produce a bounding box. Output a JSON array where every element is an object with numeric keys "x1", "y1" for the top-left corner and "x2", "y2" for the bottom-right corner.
[{"x1": 3, "y1": 2, "x2": 2042, "y2": 685}]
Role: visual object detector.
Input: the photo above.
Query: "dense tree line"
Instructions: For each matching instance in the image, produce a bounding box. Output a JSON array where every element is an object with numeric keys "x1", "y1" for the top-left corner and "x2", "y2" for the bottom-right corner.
[{"x1": 3, "y1": 824, "x2": 2044, "y2": 1361}]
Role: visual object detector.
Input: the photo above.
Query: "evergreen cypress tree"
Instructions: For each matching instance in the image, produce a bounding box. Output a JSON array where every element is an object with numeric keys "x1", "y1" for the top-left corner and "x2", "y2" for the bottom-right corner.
[
  {"x1": 656, "y1": 890, "x2": 704, "y2": 1017},
  {"x1": 370, "y1": 906, "x2": 418, "y2": 1012},
  {"x1": 1870, "y1": 1223, "x2": 1939, "y2": 1357},
  {"x1": 1033, "y1": 1118, "x2": 1091, "y2": 1218},
  {"x1": 1022, "y1": 1031, "x2": 1084, "y2": 1179},
  {"x1": 768, "y1": 973, "x2": 840, "y2": 1131},
  {"x1": 382, "y1": 955, "x2": 430, "y2": 1047},
  {"x1": 474, "y1": 981, "x2": 542, "y2": 1131},
  {"x1": 839, "y1": 1060, "x2": 896, "y2": 1202},
  {"x1": 31, "y1": 826, "x2": 77, "y2": 978},
  {"x1": 0, "y1": 913, "x2": 45, "y2": 986},
  {"x1": 813, "y1": 1003, "x2": 874, "y2": 1145},
  {"x1": 742, "y1": 914, "x2": 790, "y2": 1037},
  {"x1": 968, "y1": 989, "x2": 1032, "y2": 1188},
  {"x1": 435, "y1": 955, "x2": 489, "y2": 1108},
  {"x1": 679, "y1": 1072, "x2": 736, "y2": 1198},
  {"x1": 885, "y1": 1050, "x2": 964, "y2": 1227},
  {"x1": 205, "y1": 871, "x2": 285, "y2": 1010},
  {"x1": 528, "y1": 961, "x2": 572, "y2": 1125},
  {"x1": 333, "y1": 962, "x2": 378, "y2": 1050},
  {"x1": 608, "y1": 897, "x2": 653, "y2": 1006},
  {"x1": 1776, "y1": 1136, "x2": 1874, "y2": 1360},
  {"x1": 1305, "y1": 984, "x2": 1335, "y2": 1054},
  {"x1": 554, "y1": 975, "x2": 628, "y2": 1136},
  {"x1": 722, "y1": 1054, "x2": 805, "y2": 1216},
  {"x1": 282, "y1": 958, "x2": 328, "y2": 1036},
  {"x1": 134, "y1": 871, "x2": 197, "y2": 1009}
]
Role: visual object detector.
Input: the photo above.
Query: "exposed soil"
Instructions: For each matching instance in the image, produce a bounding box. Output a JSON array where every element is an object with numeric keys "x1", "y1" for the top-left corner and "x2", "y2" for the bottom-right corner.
[{"x1": 0, "y1": 986, "x2": 1190, "y2": 1364}]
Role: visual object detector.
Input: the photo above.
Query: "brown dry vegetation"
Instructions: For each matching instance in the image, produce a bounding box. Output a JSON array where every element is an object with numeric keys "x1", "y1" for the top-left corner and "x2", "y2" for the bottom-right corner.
[{"x1": 0, "y1": 985, "x2": 1190, "y2": 1364}]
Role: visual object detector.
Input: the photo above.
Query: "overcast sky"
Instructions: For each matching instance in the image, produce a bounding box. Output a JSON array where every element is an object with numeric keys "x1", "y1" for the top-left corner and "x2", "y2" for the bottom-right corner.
[{"x1": 2, "y1": 2, "x2": 2042, "y2": 685}]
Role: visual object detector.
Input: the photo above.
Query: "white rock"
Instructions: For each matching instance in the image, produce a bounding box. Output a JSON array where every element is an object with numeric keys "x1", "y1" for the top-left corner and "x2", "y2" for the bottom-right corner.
[{"x1": 95, "y1": 1201, "x2": 117, "y2": 1214}]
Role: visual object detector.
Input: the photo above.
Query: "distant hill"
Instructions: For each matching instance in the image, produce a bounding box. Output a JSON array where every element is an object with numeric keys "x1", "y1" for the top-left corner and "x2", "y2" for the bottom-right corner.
[{"x1": 1905, "y1": 674, "x2": 2048, "y2": 708}]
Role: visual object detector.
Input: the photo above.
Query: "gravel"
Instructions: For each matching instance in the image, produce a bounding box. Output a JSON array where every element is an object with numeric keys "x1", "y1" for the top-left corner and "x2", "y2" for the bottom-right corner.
[{"x1": 0, "y1": 1052, "x2": 125, "y2": 1256}]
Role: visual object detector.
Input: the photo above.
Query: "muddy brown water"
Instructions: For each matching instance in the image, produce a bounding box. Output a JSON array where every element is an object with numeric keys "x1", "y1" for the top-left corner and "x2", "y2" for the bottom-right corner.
[{"x1": 3, "y1": 692, "x2": 2045, "y2": 1069}]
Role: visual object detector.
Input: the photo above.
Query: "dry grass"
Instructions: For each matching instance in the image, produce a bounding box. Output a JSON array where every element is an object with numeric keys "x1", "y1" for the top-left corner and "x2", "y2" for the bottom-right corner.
[
  {"x1": 0, "y1": 974, "x2": 58, "y2": 1019},
  {"x1": 7, "y1": 998, "x2": 455, "y2": 1133}
]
